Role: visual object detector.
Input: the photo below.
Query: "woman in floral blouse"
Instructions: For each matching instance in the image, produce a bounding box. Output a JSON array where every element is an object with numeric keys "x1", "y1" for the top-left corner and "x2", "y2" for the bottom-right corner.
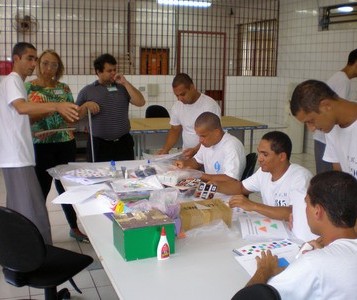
[{"x1": 26, "y1": 49, "x2": 88, "y2": 242}]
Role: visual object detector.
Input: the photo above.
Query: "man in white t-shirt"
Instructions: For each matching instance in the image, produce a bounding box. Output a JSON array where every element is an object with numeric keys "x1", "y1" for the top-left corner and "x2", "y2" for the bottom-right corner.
[
  {"x1": 313, "y1": 48, "x2": 357, "y2": 173},
  {"x1": 237, "y1": 171, "x2": 357, "y2": 300},
  {"x1": 290, "y1": 80, "x2": 357, "y2": 179},
  {"x1": 175, "y1": 112, "x2": 246, "y2": 181},
  {"x1": 0, "y1": 42, "x2": 79, "y2": 244},
  {"x1": 158, "y1": 73, "x2": 221, "y2": 158},
  {"x1": 216, "y1": 131, "x2": 315, "y2": 242}
]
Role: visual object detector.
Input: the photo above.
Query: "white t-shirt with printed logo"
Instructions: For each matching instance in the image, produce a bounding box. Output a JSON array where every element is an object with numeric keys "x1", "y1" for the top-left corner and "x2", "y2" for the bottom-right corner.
[
  {"x1": 242, "y1": 164, "x2": 317, "y2": 241},
  {"x1": 323, "y1": 120, "x2": 357, "y2": 179},
  {"x1": 170, "y1": 93, "x2": 221, "y2": 149},
  {"x1": 194, "y1": 132, "x2": 246, "y2": 180}
]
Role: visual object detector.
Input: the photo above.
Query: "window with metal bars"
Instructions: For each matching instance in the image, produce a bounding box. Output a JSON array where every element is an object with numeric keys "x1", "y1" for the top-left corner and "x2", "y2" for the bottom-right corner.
[
  {"x1": 0, "y1": 0, "x2": 279, "y2": 79},
  {"x1": 237, "y1": 19, "x2": 278, "y2": 76},
  {"x1": 319, "y1": 3, "x2": 357, "y2": 31}
]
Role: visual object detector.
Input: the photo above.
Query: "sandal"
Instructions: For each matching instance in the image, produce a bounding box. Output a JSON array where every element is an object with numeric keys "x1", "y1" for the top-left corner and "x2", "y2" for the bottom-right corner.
[{"x1": 70, "y1": 228, "x2": 90, "y2": 243}]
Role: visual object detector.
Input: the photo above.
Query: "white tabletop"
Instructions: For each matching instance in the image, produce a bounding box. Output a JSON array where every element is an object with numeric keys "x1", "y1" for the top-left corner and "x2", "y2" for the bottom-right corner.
[
  {"x1": 60, "y1": 161, "x2": 251, "y2": 299},
  {"x1": 80, "y1": 213, "x2": 250, "y2": 300}
]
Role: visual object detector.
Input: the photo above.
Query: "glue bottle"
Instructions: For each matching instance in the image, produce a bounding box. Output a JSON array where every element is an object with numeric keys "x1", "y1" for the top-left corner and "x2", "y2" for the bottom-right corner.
[
  {"x1": 109, "y1": 160, "x2": 117, "y2": 178},
  {"x1": 157, "y1": 227, "x2": 170, "y2": 260}
]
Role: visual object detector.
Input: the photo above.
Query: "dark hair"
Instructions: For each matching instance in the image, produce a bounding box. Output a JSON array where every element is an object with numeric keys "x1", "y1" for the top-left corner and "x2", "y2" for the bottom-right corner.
[
  {"x1": 93, "y1": 53, "x2": 117, "y2": 73},
  {"x1": 172, "y1": 73, "x2": 194, "y2": 88},
  {"x1": 195, "y1": 112, "x2": 221, "y2": 131},
  {"x1": 290, "y1": 80, "x2": 339, "y2": 116},
  {"x1": 12, "y1": 42, "x2": 36, "y2": 61},
  {"x1": 308, "y1": 171, "x2": 357, "y2": 228},
  {"x1": 347, "y1": 48, "x2": 357, "y2": 65},
  {"x1": 262, "y1": 131, "x2": 292, "y2": 160}
]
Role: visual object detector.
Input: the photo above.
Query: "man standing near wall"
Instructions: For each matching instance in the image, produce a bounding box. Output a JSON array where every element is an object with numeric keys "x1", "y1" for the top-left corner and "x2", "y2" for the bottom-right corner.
[
  {"x1": 158, "y1": 73, "x2": 221, "y2": 159},
  {"x1": 0, "y1": 42, "x2": 79, "y2": 244},
  {"x1": 77, "y1": 53, "x2": 145, "y2": 162},
  {"x1": 290, "y1": 79, "x2": 357, "y2": 179},
  {"x1": 313, "y1": 48, "x2": 357, "y2": 173}
]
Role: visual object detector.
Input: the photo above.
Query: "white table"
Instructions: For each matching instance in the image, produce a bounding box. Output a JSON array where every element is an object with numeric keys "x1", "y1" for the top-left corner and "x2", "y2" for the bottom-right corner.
[
  {"x1": 61, "y1": 161, "x2": 251, "y2": 300},
  {"x1": 130, "y1": 116, "x2": 268, "y2": 158},
  {"x1": 80, "y1": 213, "x2": 249, "y2": 300}
]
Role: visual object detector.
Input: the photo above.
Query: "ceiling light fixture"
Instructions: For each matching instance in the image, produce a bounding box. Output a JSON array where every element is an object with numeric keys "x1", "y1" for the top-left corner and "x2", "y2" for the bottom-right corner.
[
  {"x1": 337, "y1": 6, "x2": 353, "y2": 12},
  {"x1": 157, "y1": 0, "x2": 212, "y2": 8}
]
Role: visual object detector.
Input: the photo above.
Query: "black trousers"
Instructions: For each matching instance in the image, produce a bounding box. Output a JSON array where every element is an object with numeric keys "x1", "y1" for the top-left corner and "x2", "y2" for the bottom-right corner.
[
  {"x1": 34, "y1": 139, "x2": 78, "y2": 229},
  {"x1": 87, "y1": 133, "x2": 135, "y2": 162}
]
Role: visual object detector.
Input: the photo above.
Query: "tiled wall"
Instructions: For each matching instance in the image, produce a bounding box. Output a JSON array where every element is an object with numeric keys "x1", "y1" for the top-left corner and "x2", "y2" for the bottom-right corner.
[
  {"x1": 224, "y1": 0, "x2": 357, "y2": 154},
  {"x1": 2, "y1": 0, "x2": 357, "y2": 155},
  {"x1": 278, "y1": 0, "x2": 357, "y2": 154}
]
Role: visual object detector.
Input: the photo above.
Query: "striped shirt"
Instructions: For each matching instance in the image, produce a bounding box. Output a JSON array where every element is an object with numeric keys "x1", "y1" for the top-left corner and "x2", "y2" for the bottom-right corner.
[{"x1": 76, "y1": 80, "x2": 131, "y2": 140}]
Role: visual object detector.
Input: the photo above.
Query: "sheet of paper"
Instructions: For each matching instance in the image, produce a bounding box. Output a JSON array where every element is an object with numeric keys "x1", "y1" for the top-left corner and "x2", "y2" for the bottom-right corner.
[
  {"x1": 233, "y1": 240, "x2": 300, "y2": 276},
  {"x1": 52, "y1": 184, "x2": 110, "y2": 204},
  {"x1": 238, "y1": 211, "x2": 290, "y2": 240},
  {"x1": 110, "y1": 175, "x2": 163, "y2": 193},
  {"x1": 144, "y1": 151, "x2": 183, "y2": 162},
  {"x1": 61, "y1": 175, "x2": 111, "y2": 185},
  {"x1": 75, "y1": 197, "x2": 113, "y2": 216}
]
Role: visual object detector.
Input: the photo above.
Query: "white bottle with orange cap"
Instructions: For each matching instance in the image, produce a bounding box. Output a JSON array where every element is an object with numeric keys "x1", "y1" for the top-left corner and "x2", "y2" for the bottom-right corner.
[{"x1": 157, "y1": 227, "x2": 170, "y2": 260}]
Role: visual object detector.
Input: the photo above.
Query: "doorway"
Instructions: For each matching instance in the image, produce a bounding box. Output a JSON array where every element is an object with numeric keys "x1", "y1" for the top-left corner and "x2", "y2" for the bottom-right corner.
[{"x1": 177, "y1": 30, "x2": 226, "y2": 114}]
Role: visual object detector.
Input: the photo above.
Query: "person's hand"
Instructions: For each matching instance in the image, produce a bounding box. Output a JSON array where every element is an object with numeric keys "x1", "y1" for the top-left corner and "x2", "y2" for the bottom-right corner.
[
  {"x1": 200, "y1": 173, "x2": 212, "y2": 182},
  {"x1": 114, "y1": 74, "x2": 127, "y2": 85},
  {"x1": 157, "y1": 148, "x2": 169, "y2": 155},
  {"x1": 229, "y1": 194, "x2": 254, "y2": 210},
  {"x1": 175, "y1": 160, "x2": 185, "y2": 169},
  {"x1": 256, "y1": 250, "x2": 285, "y2": 278},
  {"x1": 182, "y1": 147, "x2": 197, "y2": 159},
  {"x1": 56, "y1": 103, "x2": 79, "y2": 122},
  {"x1": 85, "y1": 101, "x2": 100, "y2": 115}
]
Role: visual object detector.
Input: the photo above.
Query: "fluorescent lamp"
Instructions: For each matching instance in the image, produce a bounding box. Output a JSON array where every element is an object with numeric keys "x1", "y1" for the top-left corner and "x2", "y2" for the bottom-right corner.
[
  {"x1": 337, "y1": 6, "x2": 353, "y2": 13},
  {"x1": 157, "y1": 0, "x2": 212, "y2": 8}
]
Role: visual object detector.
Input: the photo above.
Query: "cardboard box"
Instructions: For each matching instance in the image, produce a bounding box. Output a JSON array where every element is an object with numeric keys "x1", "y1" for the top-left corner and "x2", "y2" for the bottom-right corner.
[
  {"x1": 113, "y1": 209, "x2": 175, "y2": 261},
  {"x1": 180, "y1": 199, "x2": 232, "y2": 231}
]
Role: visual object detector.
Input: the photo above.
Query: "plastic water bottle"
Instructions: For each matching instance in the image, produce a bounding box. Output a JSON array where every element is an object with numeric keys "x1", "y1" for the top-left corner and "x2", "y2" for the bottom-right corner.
[{"x1": 109, "y1": 160, "x2": 117, "y2": 178}]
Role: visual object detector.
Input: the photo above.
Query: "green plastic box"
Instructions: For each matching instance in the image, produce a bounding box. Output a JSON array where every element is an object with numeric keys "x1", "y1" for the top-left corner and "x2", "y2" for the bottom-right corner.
[{"x1": 112, "y1": 209, "x2": 176, "y2": 261}]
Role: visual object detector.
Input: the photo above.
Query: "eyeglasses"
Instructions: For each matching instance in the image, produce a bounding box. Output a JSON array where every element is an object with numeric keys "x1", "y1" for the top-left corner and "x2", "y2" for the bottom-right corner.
[{"x1": 41, "y1": 61, "x2": 59, "y2": 69}]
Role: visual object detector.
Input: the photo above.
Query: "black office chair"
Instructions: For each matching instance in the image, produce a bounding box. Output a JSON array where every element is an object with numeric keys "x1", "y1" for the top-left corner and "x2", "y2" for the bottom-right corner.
[
  {"x1": 145, "y1": 105, "x2": 170, "y2": 118},
  {"x1": 231, "y1": 283, "x2": 281, "y2": 300},
  {"x1": 0, "y1": 206, "x2": 93, "y2": 300},
  {"x1": 241, "y1": 152, "x2": 258, "y2": 180}
]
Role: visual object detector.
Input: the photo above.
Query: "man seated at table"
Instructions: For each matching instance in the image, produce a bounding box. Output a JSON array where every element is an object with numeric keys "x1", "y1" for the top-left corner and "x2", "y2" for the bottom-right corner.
[
  {"x1": 175, "y1": 112, "x2": 246, "y2": 181},
  {"x1": 158, "y1": 73, "x2": 221, "y2": 159},
  {"x1": 238, "y1": 171, "x2": 357, "y2": 300},
  {"x1": 215, "y1": 131, "x2": 316, "y2": 242}
]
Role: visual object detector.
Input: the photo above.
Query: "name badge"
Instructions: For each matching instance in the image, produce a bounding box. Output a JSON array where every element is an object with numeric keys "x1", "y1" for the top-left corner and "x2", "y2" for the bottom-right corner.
[
  {"x1": 53, "y1": 89, "x2": 64, "y2": 95},
  {"x1": 107, "y1": 86, "x2": 118, "y2": 92}
]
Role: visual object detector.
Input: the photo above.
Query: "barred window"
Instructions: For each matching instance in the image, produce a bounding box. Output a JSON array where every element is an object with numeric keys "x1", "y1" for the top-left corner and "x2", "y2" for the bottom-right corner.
[{"x1": 1, "y1": 0, "x2": 279, "y2": 76}]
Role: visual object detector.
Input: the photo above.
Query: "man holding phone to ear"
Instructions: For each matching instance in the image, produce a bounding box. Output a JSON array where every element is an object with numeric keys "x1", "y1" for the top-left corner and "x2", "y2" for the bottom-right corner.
[{"x1": 77, "y1": 53, "x2": 145, "y2": 162}]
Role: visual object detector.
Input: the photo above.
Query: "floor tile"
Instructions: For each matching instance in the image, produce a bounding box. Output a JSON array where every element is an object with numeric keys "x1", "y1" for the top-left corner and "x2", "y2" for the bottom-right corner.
[
  {"x1": 0, "y1": 273, "x2": 30, "y2": 299},
  {"x1": 97, "y1": 286, "x2": 120, "y2": 300},
  {"x1": 90, "y1": 269, "x2": 112, "y2": 287}
]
